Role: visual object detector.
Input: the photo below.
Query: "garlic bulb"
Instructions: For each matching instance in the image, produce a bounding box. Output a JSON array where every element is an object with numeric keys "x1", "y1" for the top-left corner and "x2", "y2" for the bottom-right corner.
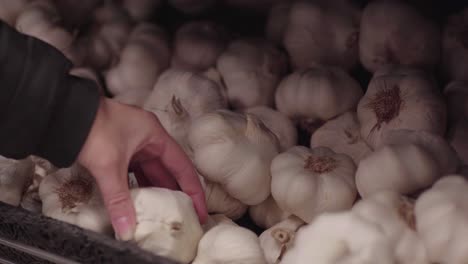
[
  {"x1": 359, "y1": 0, "x2": 440, "y2": 73},
  {"x1": 356, "y1": 143, "x2": 439, "y2": 198},
  {"x1": 188, "y1": 110, "x2": 279, "y2": 205},
  {"x1": 280, "y1": 211, "x2": 395, "y2": 264},
  {"x1": 275, "y1": 66, "x2": 363, "y2": 132},
  {"x1": 265, "y1": 1, "x2": 292, "y2": 44},
  {"x1": 86, "y1": 3, "x2": 132, "y2": 70},
  {"x1": 447, "y1": 117, "x2": 468, "y2": 165},
  {"x1": 172, "y1": 21, "x2": 228, "y2": 71},
  {"x1": 15, "y1": 0, "x2": 76, "y2": 62},
  {"x1": 122, "y1": 0, "x2": 162, "y2": 21},
  {"x1": 0, "y1": 0, "x2": 28, "y2": 26},
  {"x1": 168, "y1": 0, "x2": 215, "y2": 14},
  {"x1": 310, "y1": 111, "x2": 372, "y2": 164},
  {"x1": 39, "y1": 165, "x2": 112, "y2": 234},
  {"x1": 442, "y1": 8, "x2": 468, "y2": 82},
  {"x1": 131, "y1": 187, "x2": 203, "y2": 264},
  {"x1": 106, "y1": 23, "x2": 170, "y2": 100},
  {"x1": 259, "y1": 215, "x2": 305, "y2": 264},
  {"x1": 381, "y1": 129, "x2": 459, "y2": 176},
  {"x1": 192, "y1": 220, "x2": 266, "y2": 264},
  {"x1": 144, "y1": 69, "x2": 227, "y2": 145},
  {"x1": 20, "y1": 156, "x2": 53, "y2": 213},
  {"x1": 415, "y1": 175, "x2": 468, "y2": 263},
  {"x1": 217, "y1": 38, "x2": 288, "y2": 109},
  {"x1": 444, "y1": 81, "x2": 468, "y2": 121},
  {"x1": 245, "y1": 106, "x2": 297, "y2": 151},
  {"x1": 30, "y1": 155, "x2": 57, "y2": 177},
  {"x1": 357, "y1": 66, "x2": 446, "y2": 149},
  {"x1": 352, "y1": 191, "x2": 428, "y2": 264},
  {"x1": 271, "y1": 146, "x2": 357, "y2": 223},
  {"x1": 0, "y1": 156, "x2": 34, "y2": 206},
  {"x1": 249, "y1": 196, "x2": 291, "y2": 229},
  {"x1": 205, "y1": 180, "x2": 247, "y2": 220},
  {"x1": 283, "y1": 0, "x2": 361, "y2": 70}
]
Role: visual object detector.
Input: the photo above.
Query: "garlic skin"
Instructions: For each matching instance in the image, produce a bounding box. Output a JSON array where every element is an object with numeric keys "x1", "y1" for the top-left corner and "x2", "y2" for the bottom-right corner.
[
  {"x1": 192, "y1": 220, "x2": 267, "y2": 264},
  {"x1": 39, "y1": 165, "x2": 112, "y2": 234},
  {"x1": 444, "y1": 81, "x2": 468, "y2": 121},
  {"x1": 381, "y1": 129, "x2": 459, "y2": 176},
  {"x1": 283, "y1": 0, "x2": 361, "y2": 70},
  {"x1": 172, "y1": 21, "x2": 228, "y2": 71},
  {"x1": 275, "y1": 66, "x2": 363, "y2": 130},
  {"x1": 188, "y1": 110, "x2": 279, "y2": 205},
  {"x1": 0, "y1": 0, "x2": 28, "y2": 26},
  {"x1": 265, "y1": 1, "x2": 292, "y2": 44},
  {"x1": 106, "y1": 23, "x2": 170, "y2": 100},
  {"x1": 271, "y1": 146, "x2": 357, "y2": 223},
  {"x1": 246, "y1": 106, "x2": 297, "y2": 151},
  {"x1": 352, "y1": 191, "x2": 428, "y2": 264},
  {"x1": 144, "y1": 69, "x2": 227, "y2": 146},
  {"x1": 131, "y1": 188, "x2": 203, "y2": 264},
  {"x1": 259, "y1": 215, "x2": 304, "y2": 264},
  {"x1": 310, "y1": 111, "x2": 372, "y2": 164},
  {"x1": 359, "y1": 0, "x2": 440, "y2": 73},
  {"x1": 442, "y1": 8, "x2": 468, "y2": 82},
  {"x1": 168, "y1": 0, "x2": 215, "y2": 14},
  {"x1": 0, "y1": 156, "x2": 34, "y2": 206},
  {"x1": 415, "y1": 175, "x2": 468, "y2": 264},
  {"x1": 217, "y1": 38, "x2": 288, "y2": 109},
  {"x1": 356, "y1": 143, "x2": 439, "y2": 198},
  {"x1": 357, "y1": 66, "x2": 446, "y2": 149},
  {"x1": 122, "y1": 0, "x2": 162, "y2": 21},
  {"x1": 249, "y1": 196, "x2": 291, "y2": 229},
  {"x1": 15, "y1": 1, "x2": 76, "y2": 62},
  {"x1": 205, "y1": 180, "x2": 248, "y2": 220},
  {"x1": 280, "y1": 211, "x2": 395, "y2": 264}
]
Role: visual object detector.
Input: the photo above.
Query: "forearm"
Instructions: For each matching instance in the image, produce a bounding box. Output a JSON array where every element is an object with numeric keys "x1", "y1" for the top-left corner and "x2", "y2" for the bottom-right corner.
[{"x1": 0, "y1": 22, "x2": 100, "y2": 167}]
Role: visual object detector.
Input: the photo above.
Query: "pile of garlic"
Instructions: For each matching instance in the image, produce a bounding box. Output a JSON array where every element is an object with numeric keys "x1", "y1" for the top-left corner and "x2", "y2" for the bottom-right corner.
[{"x1": 3, "y1": 0, "x2": 468, "y2": 263}]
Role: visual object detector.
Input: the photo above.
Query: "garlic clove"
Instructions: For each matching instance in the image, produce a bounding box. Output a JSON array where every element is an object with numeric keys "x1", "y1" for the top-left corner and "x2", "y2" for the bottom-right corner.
[
  {"x1": 271, "y1": 146, "x2": 357, "y2": 223},
  {"x1": 131, "y1": 187, "x2": 203, "y2": 264},
  {"x1": 259, "y1": 215, "x2": 305, "y2": 264},
  {"x1": 311, "y1": 111, "x2": 372, "y2": 164},
  {"x1": 249, "y1": 195, "x2": 290, "y2": 229}
]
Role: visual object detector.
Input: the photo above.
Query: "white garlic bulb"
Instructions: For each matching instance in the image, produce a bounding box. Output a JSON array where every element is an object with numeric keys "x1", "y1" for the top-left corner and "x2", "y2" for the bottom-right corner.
[
  {"x1": 0, "y1": 156, "x2": 34, "y2": 206},
  {"x1": 357, "y1": 66, "x2": 446, "y2": 149},
  {"x1": 359, "y1": 0, "x2": 440, "y2": 73},
  {"x1": 259, "y1": 215, "x2": 305, "y2": 264},
  {"x1": 275, "y1": 66, "x2": 363, "y2": 132},
  {"x1": 284, "y1": 0, "x2": 361, "y2": 70},
  {"x1": 205, "y1": 180, "x2": 247, "y2": 220},
  {"x1": 106, "y1": 23, "x2": 170, "y2": 100},
  {"x1": 352, "y1": 191, "x2": 428, "y2": 264},
  {"x1": 188, "y1": 110, "x2": 279, "y2": 205},
  {"x1": 192, "y1": 220, "x2": 267, "y2": 264},
  {"x1": 280, "y1": 211, "x2": 395, "y2": 264},
  {"x1": 415, "y1": 175, "x2": 468, "y2": 263},
  {"x1": 0, "y1": 0, "x2": 28, "y2": 26},
  {"x1": 356, "y1": 143, "x2": 440, "y2": 198},
  {"x1": 172, "y1": 21, "x2": 228, "y2": 71},
  {"x1": 217, "y1": 38, "x2": 288, "y2": 109},
  {"x1": 442, "y1": 7, "x2": 468, "y2": 82},
  {"x1": 249, "y1": 196, "x2": 291, "y2": 229},
  {"x1": 246, "y1": 106, "x2": 297, "y2": 151},
  {"x1": 271, "y1": 146, "x2": 357, "y2": 223},
  {"x1": 39, "y1": 165, "x2": 112, "y2": 234},
  {"x1": 310, "y1": 111, "x2": 372, "y2": 164},
  {"x1": 131, "y1": 187, "x2": 203, "y2": 264}
]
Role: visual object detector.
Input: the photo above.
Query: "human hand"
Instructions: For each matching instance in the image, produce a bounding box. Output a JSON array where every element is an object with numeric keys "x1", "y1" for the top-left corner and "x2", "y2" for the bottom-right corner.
[{"x1": 77, "y1": 98, "x2": 208, "y2": 240}]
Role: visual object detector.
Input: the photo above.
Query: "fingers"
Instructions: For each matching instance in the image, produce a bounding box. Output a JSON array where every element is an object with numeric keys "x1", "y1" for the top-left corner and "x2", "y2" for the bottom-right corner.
[
  {"x1": 93, "y1": 163, "x2": 136, "y2": 241},
  {"x1": 139, "y1": 159, "x2": 180, "y2": 190},
  {"x1": 156, "y1": 138, "x2": 208, "y2": 224}
]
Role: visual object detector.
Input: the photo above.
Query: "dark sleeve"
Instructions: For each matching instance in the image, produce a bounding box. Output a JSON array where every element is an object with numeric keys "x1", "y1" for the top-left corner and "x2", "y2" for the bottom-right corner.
[{"x1": 0, "y1": 22, "x2": 100, "y2": 168}]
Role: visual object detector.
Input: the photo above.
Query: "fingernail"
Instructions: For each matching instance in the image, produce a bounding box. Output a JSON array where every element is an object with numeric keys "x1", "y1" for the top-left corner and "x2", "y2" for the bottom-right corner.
[{"x1": 114, "y1": 217, "x2": 134, "y2": 241}]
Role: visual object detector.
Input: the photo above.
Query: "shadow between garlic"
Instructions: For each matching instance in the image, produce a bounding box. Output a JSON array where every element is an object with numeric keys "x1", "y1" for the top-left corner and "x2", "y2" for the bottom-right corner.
[
  {"x1": 121, "y1": 0, "x2": 162, "y2": 21},
  {"x1": 188, "y1": 110, "x2": 280, "y2": 205},
  {"x1": 249, "y1": 195, "x2": 291, "y2": 229},
  {"x1": 271, "y1": 146, "x2": 357, "y2": 223},
  {"x1": 0, "y1": 156, "x2": 34, "y2": 207},
  {"x1": 130, "y1": 187, "x2": 203, "y2": 264},
  {"x1": 442, "y1": 8, "x2": 468, "y2": 82}
]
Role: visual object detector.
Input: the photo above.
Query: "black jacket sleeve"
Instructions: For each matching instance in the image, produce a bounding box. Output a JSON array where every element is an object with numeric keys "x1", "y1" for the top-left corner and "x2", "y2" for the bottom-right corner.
[{"x1": 0, "y1": 22, "x2": 100, "y2": 168}]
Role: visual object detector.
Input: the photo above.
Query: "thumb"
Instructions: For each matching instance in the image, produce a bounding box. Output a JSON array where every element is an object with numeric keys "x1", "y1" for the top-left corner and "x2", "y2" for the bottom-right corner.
[{"x1": 94, "y1": 167, "x2": 136, "y2": 241}]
